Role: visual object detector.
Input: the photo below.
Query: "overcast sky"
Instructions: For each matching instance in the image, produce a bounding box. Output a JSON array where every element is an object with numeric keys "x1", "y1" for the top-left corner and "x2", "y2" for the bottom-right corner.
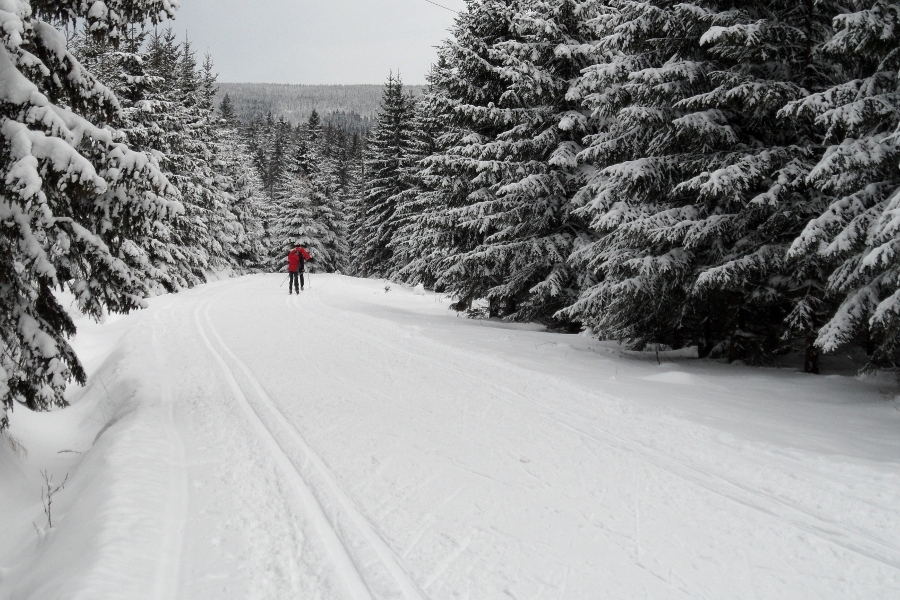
[{"x1": 167, "y1": 0, "x2": 467, "y2": 85}]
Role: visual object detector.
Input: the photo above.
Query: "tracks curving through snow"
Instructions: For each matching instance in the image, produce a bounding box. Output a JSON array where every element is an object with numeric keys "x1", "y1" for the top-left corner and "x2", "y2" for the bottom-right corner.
[
  {"x1": 297, "y1": 290, "x2": 900, "y2": 573},
  {"x1": 194, "y1": 301, "x2": 373, "y2": 599},
  {"x1": 11, "y1": 275, "x2": 895, "y2": 599},
  {"x1": 195, "y1": 297, "x2": 426, "y2": 600}
]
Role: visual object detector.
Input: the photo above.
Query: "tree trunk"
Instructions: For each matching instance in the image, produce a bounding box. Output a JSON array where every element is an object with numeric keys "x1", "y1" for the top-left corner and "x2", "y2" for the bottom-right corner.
[
  {"x1": 803, "y1": 333, "x2": 820, "y2": 374},
  {"x1": 505, "y1": 297, "x2": 517, "y2": 317}
]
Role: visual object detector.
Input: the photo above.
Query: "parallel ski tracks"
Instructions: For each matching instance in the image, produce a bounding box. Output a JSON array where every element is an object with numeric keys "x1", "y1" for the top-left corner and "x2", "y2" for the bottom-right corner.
[
  {"x1": 299, "y1": 292, "x2": 900, "y2": 573},
  {"x1": 195, "y1": 298, "x2": 426, "y2": 600}
]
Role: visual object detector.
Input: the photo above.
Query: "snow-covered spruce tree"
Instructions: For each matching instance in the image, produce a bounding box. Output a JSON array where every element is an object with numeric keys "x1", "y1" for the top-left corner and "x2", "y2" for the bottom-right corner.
[
  {"x1": 259, "y1": 111, "x2": 348, "y2": 273},
  {"x1": 675, "y1": 0, "x2": 842, "y2": 370},
  {"x1": 139, "y1": 27, "x2": 213, "y2": 287},
  {"x1": 302, "y1": 111, "x2": 349, "y2": 272},
  {"x1": 163, "y1": 38, "x2": 221, "y2": 280},
  {"x1": 71, "y1": 24, "x2": 183, "y2": 292},
  {"x1": 433, "y1": 0, "x2": 596, "y2": 323},
  {"x1": 0, "y1": 0, "x2": 179, "y2": 430},
  {"x1": 784, "y1": 0, "x2": 900, "y2": 370},
  {"x1": 390, "y1": 85, "x2": 447, "y2": 285},
  {"x1": 215, "y1": 95, "x2": 267, "y2": 271},
  {"x1": 199, "y1": 53, "x2": 247, "y2": 272},
  {"x1": 346, "y1": 136, "x2": 369, "y2": 276},
  {"x1": 266, "y1": 168, "x2": 317, "y2": 273},
  {"x1": 329, "y1": 126, "x2": 365, "y2": 272},
  {"x1": 292, "y1": 114, "x2": 314, "y2": 178},
  {"x1": 406, "y1": 1, "x2": 521, "y2": 311},
  {"x1": 219, "y1": 92, "x2": 236, "y2": 121},
  {"x1": 324, "y1": 120, "x2": 361, "y2": 195},
  {"x1": 75, "y1": 26, "x2": 264, "y2": 278},
  {"x1": 563, "y1": 0, "x2": 841, "y2": 366},
  {"x1": 362, "y1": 73, "x2": 415, "y2": 277},
  {"x1": 248, "y1": 114, "x2": 291, "y2": 207},
  {"x1": 248, "y1": 115, "x2": 293, "y2": 263},
  {"x1": 192, "y1": 54, "x2": 267, "y2": 275},
  {"x1": 140, "y1": 33, "x2": 249, "y2": 284}
]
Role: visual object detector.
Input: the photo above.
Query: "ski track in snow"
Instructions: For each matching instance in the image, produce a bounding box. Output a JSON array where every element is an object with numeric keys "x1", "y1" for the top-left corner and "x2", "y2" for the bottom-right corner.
[
  {"x1": 198, "y1": 298, "x2": 426, "y2": 600},
  {"x1": 294, "y1": 279, "x2": 900, "y2": 595},
  {"x1": 194, "y1": 298, "x2": 374, "y2": 600},
  {"x1": 3, "y1": 274, "x2": 900, "y2": 599},
  {"x1": 301, "y1": 287, "x2": 900, "y2": 571}
]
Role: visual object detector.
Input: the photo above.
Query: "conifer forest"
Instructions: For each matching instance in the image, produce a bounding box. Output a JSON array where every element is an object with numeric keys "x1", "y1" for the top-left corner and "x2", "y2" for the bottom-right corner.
[
  {"x1": 2, "y1": 2, "x2": 900, "y2": 597},
  {"x1": 4, "y1": 0, "x2": 899, "y2": 426}
]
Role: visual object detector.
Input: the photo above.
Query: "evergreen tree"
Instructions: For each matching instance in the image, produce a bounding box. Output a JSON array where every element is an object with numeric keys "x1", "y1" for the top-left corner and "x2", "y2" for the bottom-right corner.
[
  {"x1": 563, "y1": 0, "x2": 841, "y2": 366},
  {"x1": 0, "y1": 0, "x2": 178, "y2": 429},
  {"x1": 324, "y1": 121, "x2": 354, "y2": 192},
  {"x1": 197, "y1": 52, "x2": 246, "y2": 272},
  {"x1": 425, "y1": 1, "x2": 596, "y2": 323},
  {"x1": 363, "y1": 73, "x2": 415, "y2": 276},
  {"x1": 72, "y1": 24, "x2": 179, "y2": 292},
  {"x1": 293, "y1": 112, "x2": 316, "y2": 178},
  {"x1": 249, "y1": 114, "x2": 292, "y2": 205},
  {"x1": 138, "y1": 32, "x2": 251, "y2": 284},
  {"x1": 784, "y1": 0, "x2": 900, "y2": 370},
  {"x1": 215, "y1": 97, "x2": 268, "y2": 271},
  {"x1": 255, "y1": 110, "x2": 350, "y2": 272},
  {"x1": 164, "y1": 35, "x2": 216, "y2": 280},
  {"x1": 391, "y1": 83, "x2": 448, "y2": 285},
  {"x1": 249, "y1": 115, "x2": 294, "y2": 261},
  {"x1": 134, "y1": 27, "x2": 210, "y2": 287},
  {"x1": 267, "y1": 166, "x2": 317, "y2": 272},
  {"x1": 347, "y1": 137, "x2": 370, "y2": 277},
  {"x1": 403, "y1": 1, "x2": 521, "y2": 312},
  {"x1": 303, "y1": 111, "x2": 349, "y2": 272},
  {"x1": 219, "y1": 93, "x2": 236, "y2": 121}
]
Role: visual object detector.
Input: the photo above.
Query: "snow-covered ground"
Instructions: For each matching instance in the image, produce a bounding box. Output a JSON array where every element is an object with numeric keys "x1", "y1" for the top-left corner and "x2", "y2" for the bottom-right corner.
[{"x1": 2, "y1": 274, "x2": 899, "y2": 599}]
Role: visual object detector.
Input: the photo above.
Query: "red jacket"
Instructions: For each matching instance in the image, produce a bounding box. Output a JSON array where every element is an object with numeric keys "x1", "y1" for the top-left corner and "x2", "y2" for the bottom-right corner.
[{"x1": 287, "y1": 247, "x2": 311, "y2": 272}]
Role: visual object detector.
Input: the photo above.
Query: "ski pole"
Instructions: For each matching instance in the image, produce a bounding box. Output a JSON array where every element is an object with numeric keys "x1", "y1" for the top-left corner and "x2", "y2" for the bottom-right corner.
[{"x1": 280, "y1": 273, "x2": 289, "y2": 287}]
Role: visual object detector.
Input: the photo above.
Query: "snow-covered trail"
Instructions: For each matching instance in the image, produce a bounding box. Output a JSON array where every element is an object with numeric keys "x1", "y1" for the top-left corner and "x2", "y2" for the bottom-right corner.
[{"x1": 2, "y1": 274, "x2": 900, "y2": 599}]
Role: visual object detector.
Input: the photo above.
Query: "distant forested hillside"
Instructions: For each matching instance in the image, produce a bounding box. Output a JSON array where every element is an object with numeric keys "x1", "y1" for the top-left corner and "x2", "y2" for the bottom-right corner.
[{"x1": 215, "y1": 83, "x2": 424, "y2": 128}]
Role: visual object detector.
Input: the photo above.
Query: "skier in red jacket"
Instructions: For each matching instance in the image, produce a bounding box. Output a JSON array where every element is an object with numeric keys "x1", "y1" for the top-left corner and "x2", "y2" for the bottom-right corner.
[{"x1": 287, "y1": 243, "x2": 312, "y2": 294}]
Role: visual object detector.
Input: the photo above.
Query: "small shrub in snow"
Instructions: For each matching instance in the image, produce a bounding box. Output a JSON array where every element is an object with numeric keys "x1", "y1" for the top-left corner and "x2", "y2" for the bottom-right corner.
[{"x1": 40, "y1": 471, "x2": 68, "y2": 529}]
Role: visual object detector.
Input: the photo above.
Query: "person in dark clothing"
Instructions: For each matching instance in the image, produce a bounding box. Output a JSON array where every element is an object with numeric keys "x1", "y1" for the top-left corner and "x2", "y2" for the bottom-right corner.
[{"x1": 287, "y1": 243, "x2": 312, "y2": 294}]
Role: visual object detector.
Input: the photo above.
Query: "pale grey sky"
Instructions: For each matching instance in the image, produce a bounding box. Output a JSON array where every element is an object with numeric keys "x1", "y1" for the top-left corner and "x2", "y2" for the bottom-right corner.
[{"x1": 168, "y1": 0, "x2": 467, "y2": 85}]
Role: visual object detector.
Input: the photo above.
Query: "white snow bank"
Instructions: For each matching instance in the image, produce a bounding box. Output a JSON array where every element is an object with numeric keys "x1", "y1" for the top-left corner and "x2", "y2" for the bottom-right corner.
[
  {"x1": 0, "y1": 297, "x2": 187, "y2": 600},
  {"x1": 642, "y1": 370, "x2": 706, "y2": 385},
  {"x1": 2, "y1": 275, "x2": 899, "y2": 599}
]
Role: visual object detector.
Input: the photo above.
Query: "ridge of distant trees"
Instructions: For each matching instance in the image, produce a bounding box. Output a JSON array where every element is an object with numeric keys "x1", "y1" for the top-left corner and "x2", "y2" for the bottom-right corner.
[{"x1": 215, "y1": 83, "x2": 426, "y2": 131}]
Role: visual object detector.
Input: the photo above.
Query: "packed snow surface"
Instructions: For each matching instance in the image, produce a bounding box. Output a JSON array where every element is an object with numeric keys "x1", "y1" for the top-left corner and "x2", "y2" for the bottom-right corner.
[{"x1": 2, "y1": 274, "x2": 899, "y2": 599}]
